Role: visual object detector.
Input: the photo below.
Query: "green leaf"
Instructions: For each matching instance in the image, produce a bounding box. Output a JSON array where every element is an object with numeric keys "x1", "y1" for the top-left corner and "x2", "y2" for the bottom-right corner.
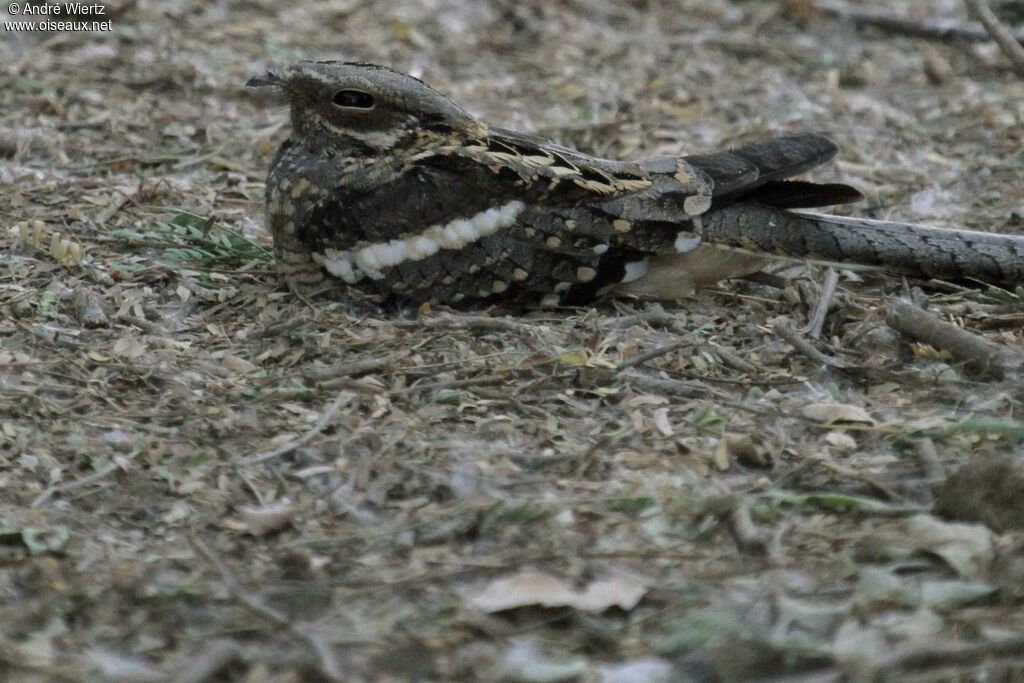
[{"x1": 113, "y1": 211, "x2": 271, "y2": 267}]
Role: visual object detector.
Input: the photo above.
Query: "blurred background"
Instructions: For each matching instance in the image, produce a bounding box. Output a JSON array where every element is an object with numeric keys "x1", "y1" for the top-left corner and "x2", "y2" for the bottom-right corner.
[{"x1": 3, "y1": 0, "x2": 1022, "y2": 234}]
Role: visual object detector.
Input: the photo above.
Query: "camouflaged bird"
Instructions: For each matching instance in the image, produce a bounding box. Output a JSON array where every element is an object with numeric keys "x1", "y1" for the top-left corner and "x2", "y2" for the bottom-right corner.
[{"x1": 248, "y1": 61, "x2": 1024, "y2": 305}]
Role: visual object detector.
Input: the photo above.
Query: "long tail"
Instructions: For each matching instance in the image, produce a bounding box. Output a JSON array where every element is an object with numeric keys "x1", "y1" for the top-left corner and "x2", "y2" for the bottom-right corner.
[{"x1": 699, "y1": 204, "x2": 1024, "y2": 286}]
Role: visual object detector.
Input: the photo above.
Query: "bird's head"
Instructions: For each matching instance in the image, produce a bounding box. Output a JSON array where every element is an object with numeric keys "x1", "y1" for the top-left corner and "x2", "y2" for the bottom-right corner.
[{"x1": 248, "y1": 61, "x2": 482, "y2": 154}]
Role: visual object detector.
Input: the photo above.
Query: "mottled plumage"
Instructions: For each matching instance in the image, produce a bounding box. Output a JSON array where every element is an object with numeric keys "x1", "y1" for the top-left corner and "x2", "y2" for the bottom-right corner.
[{"x1": 250, "y1": 62, "x2": 1024, "y2": 305}]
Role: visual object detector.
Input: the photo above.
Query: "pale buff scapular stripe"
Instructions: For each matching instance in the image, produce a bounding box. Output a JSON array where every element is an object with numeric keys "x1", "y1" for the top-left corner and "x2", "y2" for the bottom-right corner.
[{"x1": 314, "y1": 200, "x2": 526, "y2": 282}]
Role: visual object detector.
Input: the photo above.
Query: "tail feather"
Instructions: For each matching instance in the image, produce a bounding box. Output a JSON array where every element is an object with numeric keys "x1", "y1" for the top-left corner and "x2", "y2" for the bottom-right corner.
[
  {"x1": 682, "y1": 133, "x2": 842, "y2": 196},
  {"x1": 680, "y1": 132, "x2": 861, "y2": 211},
  {"x1": 742, "y1": 180, "x2": 864, "y2": 209},
  {"x1": 727, "y1": 133, "x2": 839, "y2": 184},
  {"x1": 680, "y1": 150, "x2": 760, "y2": 194},
  {"x1": 699, "y1": 204, "x2": 1024, "y2": 286}
]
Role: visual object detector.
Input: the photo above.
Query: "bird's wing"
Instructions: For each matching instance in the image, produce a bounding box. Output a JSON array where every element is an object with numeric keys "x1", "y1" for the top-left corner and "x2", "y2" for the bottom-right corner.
[{"x1": 277, "y1": 130, "x2": 859, "y2": 303}]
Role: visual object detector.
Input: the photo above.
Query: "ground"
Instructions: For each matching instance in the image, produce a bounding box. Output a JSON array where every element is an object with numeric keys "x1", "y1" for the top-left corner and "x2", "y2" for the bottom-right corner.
[{"x1": 2, "y1": 0, "x2": 1024, "y2": 681}]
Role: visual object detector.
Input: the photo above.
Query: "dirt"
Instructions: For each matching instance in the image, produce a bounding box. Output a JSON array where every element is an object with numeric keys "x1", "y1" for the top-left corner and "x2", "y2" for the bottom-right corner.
[
  {"x1": 2, "y1": 0, "x2": 1024, "y2": 681},
  {"x1": 935, "y1": 454, "x2": 1024, "y2": 531}
]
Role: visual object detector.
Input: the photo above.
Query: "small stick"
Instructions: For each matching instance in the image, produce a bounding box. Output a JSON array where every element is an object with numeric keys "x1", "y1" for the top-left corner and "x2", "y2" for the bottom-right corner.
[
  {"x1": 915, "y1": 437, "x2": 946, "y2": 481},
  {"x1": 606, "y1": 304, "x2": 686, "y2": 332},
  {"x1": 820, "y1": 459, "x2": 901, "y2": 501},
  {"x1": 392, "y1": 313, "x2": 550, "y2": 352},
  {"x1": 31, "y1": 463, "x2": 119, "y2": 508},
  {"x1": 93, "y1": 190, "x2": 132, "y2": 226},
  {"x1": 392, "y1": 313, "x2": 535, "y2": 335},
  {"x1": 885, "y1": 299, "x2": 1021, "y2": 380},
  {"x1": 172, "y1": 639, "x2": 240, "y2": 683},
  {"x1": 303, "y1": 357, "x2": 392, "y2": 381},
  {"x1": 773, "y1": 320, "x2": 850, "y2": 369},
  {"x1": 803, "y1": 268, "x2": 839, "y2": 340},
  {"x1": 728, "y1": 497, "x2": 770, "y2": 557},
  {"x1": 767, "y1": 522, "x2": 790, "y2": 568},
  {"x1": 870, "y1": 634, "x2": 1024, "y2": 678},
  {"x1": 712, "y1": 345, "x2": 758, "y2": 374},
  {"x1": 616, "y1": 338, "x2": 692, "y2": 370},
  {"x1": 703, "y1": 494, "x2": 770, "y2": 557},
  {"x1": 815, "y1": 0, "x2": 1024, "y2": 44},
  {"x1": 403, "y1": 372, "x2": 510, "y2": 394},
  {"x1": 191, "y1": 540, "x2": 345, "y2": 682},
  {"x1": 965, "y1": 0, "x2": 1024, "y2": 77},
  {"x1": 619, "y1": 370, "x2": 727, "y2": 400},
  {"x1": 239, "y1": 390, "x2": 353, "y2": 465}
]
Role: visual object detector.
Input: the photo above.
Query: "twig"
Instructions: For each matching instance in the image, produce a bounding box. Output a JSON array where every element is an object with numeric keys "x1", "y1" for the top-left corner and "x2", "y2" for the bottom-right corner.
[
  {"x1": 172, "y1": 640, "x2": 240, "y2": 683},
  {"x1": 802, "y1": 268, "x2": 839, "y2": 340},
  {"x1": 965, "y1": 0, "x2": 1024, "y2": 77},
  {"x1": 703, "y1": 494, "x2": 771, "y2": 558},
  {"x1": 815, "y1": 0, "x2": 1024, "y2": 44},
  {"x1": 885, "y1": 298, "x2": 1021, "y2": 380},
  {"x1": 191, "y1": 539, "x2": 345, "y2": 682},
  {"x1": 739, "y1": 271, "x2": 790, "y2": 290},
  {"x1": 819, "y1": 459, "x2": 901, "y2": 501},
  {"x1": 31, "y1": 463, "x2": 120, "y2": 508},
  {"x1": 711, "y1": 344, "x2": 759, "y2": 375},
  {"x1": 767, "y1": 522, "x2": 790, "y2": 568},
  {"x1": 392, "y1": 313, "x2": 551, "y2": 353},
  {"x1": 303, "y1": 357, "x2": 392, "y2": 382},
  {"x1": 402, "y1": 372, "x2": 511, "y2": 395},
  {"x1": 870, "y1": 634, "x2": 1024, "y2": 679},
  {"x1": 93, "y1": 189, "x2": 132, "y2": 226},
  {"x1": 616, "y1": 338, "x2": 692, "y2": 370},
  {"x1": 758, "y1": 670, "x2": 841, "y2": 683},
  {"x1": 729, "y1": 497, "x2": 770, "y2": 557},
  {"x1": 238, "y1": 390, "x2": 353, "y2": 465},
  {"x1": 392, "y1": 313, "x2": 535, "y2": 335},
  {"x1": 915, "y1": 437, "x2": 946, "y2": 481},
  {"x1": 773, "y1": 319, "x2": 850, "y2": 369},
  {"x1": 0, "y1": 634, "x2": 91, "y2": 680},
  {"x1": 606, "y1": 303, "x2": 687, "y2": 332},
  {"x1": 618, "y1": 369, "x2": 726, "y2": 400}
]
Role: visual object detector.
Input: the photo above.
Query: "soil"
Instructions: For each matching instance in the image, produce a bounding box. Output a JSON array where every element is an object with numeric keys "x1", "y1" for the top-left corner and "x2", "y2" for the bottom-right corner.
[{"x1": 2, "y1": 1, "x2": 1024, "y2": 681}]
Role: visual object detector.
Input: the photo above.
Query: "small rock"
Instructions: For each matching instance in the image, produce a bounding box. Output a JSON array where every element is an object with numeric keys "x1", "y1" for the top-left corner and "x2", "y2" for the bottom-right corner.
[
  {"x1": 854, "y1": 326, "x2": 906, "y2": 359},
  {"x1": 72, "y1": 287, "x2": 108, "y2": 328},
  {"x1": 933, "y1": 455, "x2": 1024, "y2": 531}
]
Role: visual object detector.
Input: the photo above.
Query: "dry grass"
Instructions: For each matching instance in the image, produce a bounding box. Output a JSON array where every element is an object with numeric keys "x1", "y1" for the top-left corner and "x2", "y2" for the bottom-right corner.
[{"x1": 2, "y1": 0, "x2": 1024, "y2": 680}]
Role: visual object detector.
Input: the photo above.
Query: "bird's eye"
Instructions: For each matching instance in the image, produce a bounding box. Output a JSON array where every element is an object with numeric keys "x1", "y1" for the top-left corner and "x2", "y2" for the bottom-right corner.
[{"x1": 331, "y1": 89, "x2": 375, "y2": 109}]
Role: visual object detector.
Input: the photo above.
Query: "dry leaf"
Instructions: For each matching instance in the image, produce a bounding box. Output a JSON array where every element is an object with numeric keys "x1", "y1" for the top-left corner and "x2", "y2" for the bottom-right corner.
[
  {"x1": 559, "y1": 349, "x2": 589, "y2": 367},
  {"x1": 496, "y1": 640, "x2": 588, "y2": 683},
  {"x1": 652, "y1": 407, "x2": 674, "y2": 437},
  {"x1": 598, "y1": 658, "x2": 674, "y2": 683},
  {"x1": 802, "y1": 402, "x2": 875, "y2": 426},
  {"x1": 905, "y1": 515, "x2": 993, "y2": 578},
  {"x1": 111, "y1": 335, "x2": 146, "y2": 360},
  {"x1": 712, "y1": 438, "x2": 731, "y2": 471},
  {"x1": 222, "y1": 354, "x2": 256, "y2": 374},
  {"x1": 824, "y1": 431, "x2": 858, "y2": 450},
  {"x1": 236, "y1": 500, "x2": 298, "y2": 537},
  {"x1": 725, "y1": 434, "x2": 773, "y2": 468},
  {"x1": 464, "y1": 570, "x2": 648, "y2": 614}
]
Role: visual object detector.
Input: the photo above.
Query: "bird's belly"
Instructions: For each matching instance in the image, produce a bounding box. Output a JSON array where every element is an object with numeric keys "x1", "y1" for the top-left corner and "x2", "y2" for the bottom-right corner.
[{"x1": 610, "y1": 246, "x2": 767, "y2": 299}]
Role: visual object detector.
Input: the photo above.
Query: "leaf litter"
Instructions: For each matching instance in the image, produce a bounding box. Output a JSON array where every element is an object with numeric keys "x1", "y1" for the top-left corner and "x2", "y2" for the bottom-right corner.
[{"x1": 2, "y1": 0, "x2": 1024, "y2": 680}]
